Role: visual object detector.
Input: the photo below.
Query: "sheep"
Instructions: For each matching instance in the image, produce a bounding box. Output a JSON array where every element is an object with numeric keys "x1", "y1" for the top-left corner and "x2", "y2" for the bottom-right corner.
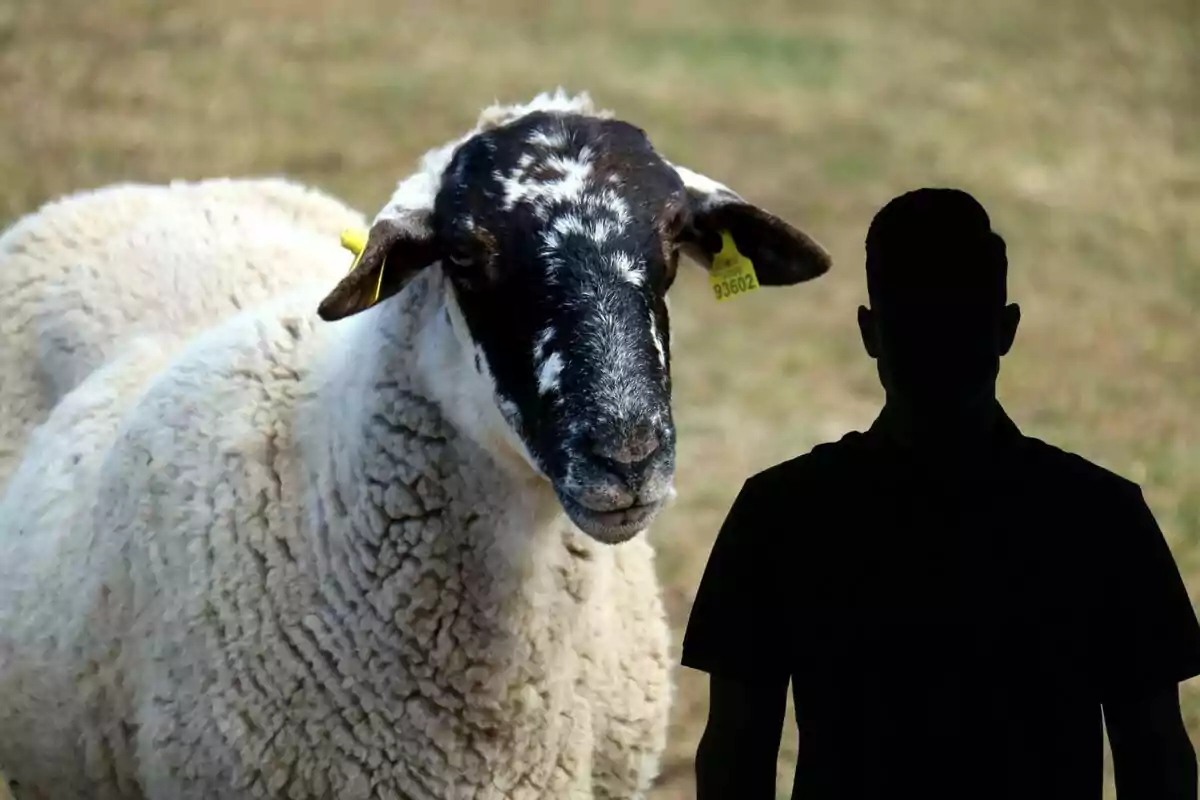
[
  {"x1": 0, "y1": 89, "x2": 832, "y2": 799},
  {"x1": 0, "y1": 176, "x2": 366, "y2": 487}
]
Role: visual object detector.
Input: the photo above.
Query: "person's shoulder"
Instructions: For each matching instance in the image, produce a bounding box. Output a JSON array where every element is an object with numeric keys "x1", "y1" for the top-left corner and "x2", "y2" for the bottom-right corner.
[
  {"x1": 1016, "y1": 433, "x2": 1141, "y2": 501},
  {"x1": 748, "y1": 428, "x2": 874, "y2": 495}
]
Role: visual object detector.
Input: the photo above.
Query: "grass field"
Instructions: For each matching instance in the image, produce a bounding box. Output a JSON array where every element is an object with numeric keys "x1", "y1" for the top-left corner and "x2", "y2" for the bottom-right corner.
[{"x1": 2, "y1": 0, "x2": 1198, "y2": 796}]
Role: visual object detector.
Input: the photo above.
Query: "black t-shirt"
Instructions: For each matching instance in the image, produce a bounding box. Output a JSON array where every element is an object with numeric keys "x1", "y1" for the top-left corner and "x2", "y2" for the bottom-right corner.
[{"x1": 681, "y1": 410, "x2": 1200, "y2": 799}]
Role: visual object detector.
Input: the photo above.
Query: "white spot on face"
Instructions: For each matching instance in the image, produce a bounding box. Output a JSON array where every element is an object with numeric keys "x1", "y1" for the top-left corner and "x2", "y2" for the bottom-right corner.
[
  {"x1": 609, "y1": 251, "x2": 644, "y2": 286},
  {"x1": 660, "y1": 293, "x2": 678, "y2": 355},
  {"x1": 649, "y1": 309, "x2": 667, "y2": 369},
  {"x1": 534, "y1": 327, "x2": 555, "y2": 363},
  {"x1": 552, "y1": 212, "x2": 587, "y2": 238},
  {"x1": 529, "y1": 128, "x2": 568, "y2": 150},
  {"x1": 597, "y1": 189, "x2": 631, "y2": 228},
  {"x1": 589, "y1": 218, "x2": 616, "y2": 245},
  {"x1": 539, "y1": 230, "x2": 565, "y2": 283},
  {"x1": 544, "y1": 153, "x2": 578, "y2": 174},
  {"x1": 538, "y1": 351, "x2": 565, "y2": 395},
  {"x1": 500, "y1": 139, "x2": 594, "y2": 213},
  {"x1": 499, "y1": 126, "x2": 645, "y2": 298},
  {"x1": 568, "y1": 189, "x2": 631, "y2": 232}
]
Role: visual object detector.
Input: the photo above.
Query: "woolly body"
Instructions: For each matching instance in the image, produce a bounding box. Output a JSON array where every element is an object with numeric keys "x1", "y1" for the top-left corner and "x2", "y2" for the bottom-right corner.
[
  {"x1": 0, "y1": 93, "x2": 673, "y2": 799},
  {"x1": 0, "y1": 177, "x2": 365, "y2": 485}
]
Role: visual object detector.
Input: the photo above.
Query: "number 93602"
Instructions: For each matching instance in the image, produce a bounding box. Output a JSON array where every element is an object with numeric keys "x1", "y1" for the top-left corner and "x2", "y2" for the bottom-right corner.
[{"x1": 711, "y1": 273, "x2": 759, "y2": 301}]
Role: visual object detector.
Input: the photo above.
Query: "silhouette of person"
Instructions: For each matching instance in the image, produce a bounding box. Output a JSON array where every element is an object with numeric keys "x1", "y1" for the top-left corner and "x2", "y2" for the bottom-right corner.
[{"x1": 682, "y1": 188, "x2": 1200, "y2": 799}]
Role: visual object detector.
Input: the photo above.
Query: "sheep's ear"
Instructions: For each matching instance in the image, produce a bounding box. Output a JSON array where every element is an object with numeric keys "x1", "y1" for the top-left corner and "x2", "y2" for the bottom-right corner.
[
  {"x1": 317, "y1": 216, "x2": 439, "y2": 322},
  {"x1": 669, "y1": 163, "x2": 831, "y2": 285}
]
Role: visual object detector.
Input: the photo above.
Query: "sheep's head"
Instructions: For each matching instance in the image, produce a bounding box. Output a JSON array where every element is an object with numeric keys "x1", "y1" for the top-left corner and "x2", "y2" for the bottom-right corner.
[{"x1": 317, "y1": 91, "x2": 830, "y2": 544}]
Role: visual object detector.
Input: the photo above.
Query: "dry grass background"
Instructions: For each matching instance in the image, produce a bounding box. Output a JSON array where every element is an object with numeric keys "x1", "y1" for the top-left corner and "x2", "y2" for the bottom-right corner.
[{"x1": 1, "y1": 0, "x2": 1198, "y2": 796}]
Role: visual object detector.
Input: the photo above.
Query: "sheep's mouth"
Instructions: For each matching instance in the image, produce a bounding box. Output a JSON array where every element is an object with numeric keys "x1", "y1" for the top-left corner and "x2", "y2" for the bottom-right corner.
[{"x1": 558, "y1": 494, "x2": 667, "y2": 544}]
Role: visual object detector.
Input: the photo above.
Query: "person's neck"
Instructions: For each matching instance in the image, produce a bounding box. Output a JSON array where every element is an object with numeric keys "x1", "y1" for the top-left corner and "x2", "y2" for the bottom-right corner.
[{"x1": 874, "y1": 395, "x2": 1002, "y2": 459}]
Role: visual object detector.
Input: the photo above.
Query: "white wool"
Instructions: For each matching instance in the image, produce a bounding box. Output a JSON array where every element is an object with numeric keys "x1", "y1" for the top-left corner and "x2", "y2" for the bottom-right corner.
[
  {"x1": 0, "y1": 176, "x2": 365, "y2": 486},
  {"x1": 0, "y1": 89, "x2": 672, "y2": 800},
  {"x1": 375, "y1": 88, "x2": 605, "y2": 228},
  {"x1": 663, "y1": 160, "x2": 744, "y2": 209}
]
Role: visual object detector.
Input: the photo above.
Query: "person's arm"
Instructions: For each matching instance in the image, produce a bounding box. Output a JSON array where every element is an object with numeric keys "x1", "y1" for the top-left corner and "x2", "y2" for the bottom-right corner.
[
  {"x1": 696, "y1": 672, "x2": 790, "y2": 800},
  {"x1": 680, "y1": 475, "x2": 792, "y2": 799},
  {"x1": 1097, "y1": 483, "x2": 1200, "y2": 798},
  {"x1": 1105, "y1": 683, "x2": 1196, "y2": 799}
]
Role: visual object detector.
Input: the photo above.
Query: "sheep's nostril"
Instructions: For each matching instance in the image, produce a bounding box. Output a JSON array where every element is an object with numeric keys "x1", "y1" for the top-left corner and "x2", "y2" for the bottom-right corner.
[
  {"x1": 590, "y1": 427, "x2": 661, "y2": 467},
  {"x1": 568, "y1": 421, "x2": 672, "y2": 513}
]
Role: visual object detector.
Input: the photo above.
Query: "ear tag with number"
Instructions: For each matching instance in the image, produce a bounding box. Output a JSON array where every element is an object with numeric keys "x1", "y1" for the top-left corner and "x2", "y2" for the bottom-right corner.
[{"x1": 709, "y1": 230, "x2": 760, "y2": 302}]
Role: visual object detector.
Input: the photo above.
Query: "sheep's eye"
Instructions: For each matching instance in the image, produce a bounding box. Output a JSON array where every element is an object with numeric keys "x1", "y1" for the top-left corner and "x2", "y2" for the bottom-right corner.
[
  {"x1": 444, "y1": 248, "x2": 499, "y2": 292},
  {"x1": 662, "y1": 204, "x2": 691, "y2": 239}
]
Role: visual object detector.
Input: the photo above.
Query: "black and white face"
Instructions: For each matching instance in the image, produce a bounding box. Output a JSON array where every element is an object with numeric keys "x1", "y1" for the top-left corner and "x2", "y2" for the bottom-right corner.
[{"x1": 318, "y1": 103, "x2": 831, "y2": 544}]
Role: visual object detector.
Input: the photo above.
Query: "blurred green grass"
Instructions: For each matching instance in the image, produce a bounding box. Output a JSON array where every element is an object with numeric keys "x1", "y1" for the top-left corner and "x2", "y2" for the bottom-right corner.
[{"x1": 1, "y1": 0, "x2": 1197, "y2": 796}]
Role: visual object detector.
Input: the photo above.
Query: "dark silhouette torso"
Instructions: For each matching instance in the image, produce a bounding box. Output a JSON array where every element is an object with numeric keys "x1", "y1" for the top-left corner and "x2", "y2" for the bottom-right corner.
[{"x1": 683, "y1": 407, "x2": 1200, "y2": 799}]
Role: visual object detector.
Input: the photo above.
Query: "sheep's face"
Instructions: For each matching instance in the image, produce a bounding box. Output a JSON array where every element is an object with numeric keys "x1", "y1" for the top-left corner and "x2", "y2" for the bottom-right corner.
[{"x1": 317, "y1": 102, "x2": 831, "y2": 544}]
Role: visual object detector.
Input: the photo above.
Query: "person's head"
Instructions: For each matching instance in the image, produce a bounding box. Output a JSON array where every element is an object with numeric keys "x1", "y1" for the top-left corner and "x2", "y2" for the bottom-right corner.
[{"x1": 857, "y1": 188, "x2": 1020, "y2": 415}]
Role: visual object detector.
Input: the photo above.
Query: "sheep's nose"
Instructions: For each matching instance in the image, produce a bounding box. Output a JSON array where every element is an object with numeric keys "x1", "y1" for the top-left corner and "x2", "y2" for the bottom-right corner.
[
  {"x1": 568, "y1": 416, "x2": 674, "y2": 514},
  {"x1": 589, "y1": 421, "x2": 662, "y2": 467}
]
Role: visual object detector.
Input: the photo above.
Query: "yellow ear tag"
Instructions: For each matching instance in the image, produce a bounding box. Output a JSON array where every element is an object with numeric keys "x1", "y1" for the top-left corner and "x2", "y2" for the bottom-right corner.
[
  {"x1": 340, "y1": 227, "x2": 368, "y2": 262},
  {"x1": 708, "y1": 230, "x2": 760, "y2": 302},
  {"x1": 339, "y1": 227, "x2": 387, "y2": 305}
]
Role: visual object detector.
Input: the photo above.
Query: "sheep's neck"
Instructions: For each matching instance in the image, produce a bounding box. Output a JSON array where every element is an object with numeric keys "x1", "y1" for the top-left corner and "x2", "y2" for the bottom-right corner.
[{"x1": 305, "y1": 270, "x2": 593, "y2": 719}]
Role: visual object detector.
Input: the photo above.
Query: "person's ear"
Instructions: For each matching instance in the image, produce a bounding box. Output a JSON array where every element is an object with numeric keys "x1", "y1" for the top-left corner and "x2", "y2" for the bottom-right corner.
[
  {"x1": 858, "y1": 304, "x2": 880, "y2": 359},
  {"x1": 998, "y1": 302, "x2": 1021, "y2": 356}
]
